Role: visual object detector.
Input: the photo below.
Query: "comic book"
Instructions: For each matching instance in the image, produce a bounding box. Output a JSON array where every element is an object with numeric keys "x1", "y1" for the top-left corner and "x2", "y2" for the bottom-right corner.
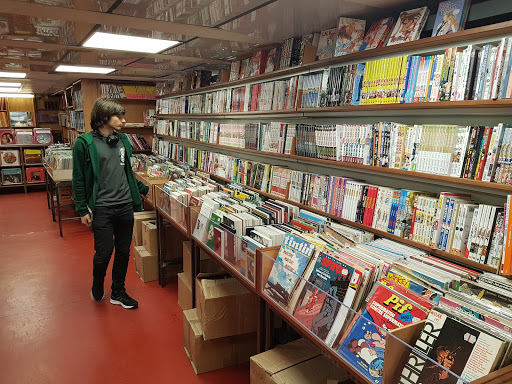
[
  {"x1": 386, "y1": 7, "x2": 430, "y2": 46},
  {"x1": 338, "y1": 284, "x2": 428, "y2": 384},
  {"x1": 292, "y1": 252, "x2": 363, "y2": 344},
  {"x1": 432, "y1": 0, "x2": 471, "y2": 37},
  {"x1": 359, "y1": 17, "x2": 395, "y2": 51},
  {"x1": 264, "y1": 233, "x2": 316, "y2": 308},
  {"x1": 399, "y1": 309, "x2": 505, "y2": 384},
  {"x1": 335, "y1": 17, "x2": 366, "y2": 56},
  {"x1": 316, "y1": 28, "x2": 337, "y2": 60}
]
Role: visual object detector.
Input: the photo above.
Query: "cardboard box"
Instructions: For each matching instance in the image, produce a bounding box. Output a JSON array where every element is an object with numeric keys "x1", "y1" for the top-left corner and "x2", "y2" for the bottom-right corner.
[
  {"x1": 183, "y1": 308, "x2": 256, "y2": 374},
  {"x1": 178, "y1": 272, "x2": 193, "y2": 310},
  {"x1": 272, "y1": 355, "x2": 350, "y2": 384},
  {"x1": 196, "y1": 273, "x2": 258, "y2": 340},
  {"x1": 250, "y1": 339, "x2": 320, "y2": 384},
  {"x1": 134, "y1": 246, "x2": 158, "y2": 282},
  {"x1": 183, "y1": 241, "x2": 226, "y2": 287},
  {"x1": 133, "y1": 211, "x2": 156, "y2": 246},
  {"x1": 142, "y1": 220, "x2": 158, "y2": 255}
]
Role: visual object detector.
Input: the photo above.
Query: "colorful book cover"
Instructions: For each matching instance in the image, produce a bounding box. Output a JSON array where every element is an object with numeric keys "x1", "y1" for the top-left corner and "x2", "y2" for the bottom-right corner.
[
  {"x1": 206, "y1": 211, "x2": 223, "y2": 250},
  {"x1": 0, "y1": 149, "x2": 20, "y2": 166},
  {"x1": 359, "y1": 17, "x2": 394, "y2": 51},
  {"x1": 386, "y1": 7, "x2": 430, "y2": 46},
  {"x1": 0, "y1": 129, "x2": 15, "y2": 145},
  {"x1": 399, "y1": 309, "x2": 504, "y2": 384},
  {"x1": 264, "y1": 233, "x2": 316, "y2": 307},
  {"x1": 335, "y1": 17, "x2": 366, "y2": 56},
  {"x1": 316, "y1": 28, "x2": 337, "y2": 60},
  {"x1": 432, "y1": 0, "x2": 471, "y2": 37},
  {"x1": 264, "y1": 47, "x2": 280, "y2": 73},
  {"x1": 293, "y1": 252, "x2": 361, "y2": 342},
  {"x1": 338, "y1": 284, "x2": 427, "y2": 384}
]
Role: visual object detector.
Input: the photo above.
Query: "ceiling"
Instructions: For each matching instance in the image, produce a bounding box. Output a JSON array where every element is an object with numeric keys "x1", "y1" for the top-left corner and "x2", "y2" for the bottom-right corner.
[{"x1": 0, "y1": 0, "x2": 426, "y2": 94}]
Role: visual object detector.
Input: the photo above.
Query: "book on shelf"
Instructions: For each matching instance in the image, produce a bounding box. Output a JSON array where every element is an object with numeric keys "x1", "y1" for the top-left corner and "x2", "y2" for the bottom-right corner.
[
  {"x1": 334, "y1": 17, "x2": 366, "y2": 56},
  {"x1": 359, "y1": 17, "x2": 395, "y2": 51},
  {"x1": 316, "y1": 28, "x2": 337, "y2": 60},
  {"x1": 15, "y1": 129, "x2": 34, "y2": 145},
  {"x1": 432, "y1": 0, "x2": 471, "y2": 37},
  {"x1": 386, "y1": 7, "x2": 430, "y2": 46},
  {"x1": 0, "y1": 129, "x2": 15, "y2": 145}
]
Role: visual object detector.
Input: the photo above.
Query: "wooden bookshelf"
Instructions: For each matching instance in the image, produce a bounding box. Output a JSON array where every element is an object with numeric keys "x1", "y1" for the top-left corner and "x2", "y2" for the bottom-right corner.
[
  {"x1": 0, "y1": 144, "x2": 47, "y2": 193},
  {"x1": 156, "y1": 135, "x2": 512, "y2": 195}
]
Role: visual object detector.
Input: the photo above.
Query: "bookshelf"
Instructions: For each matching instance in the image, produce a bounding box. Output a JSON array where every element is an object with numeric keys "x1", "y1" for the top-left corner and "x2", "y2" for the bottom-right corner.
[
  {"x1": 57, "y1": 79, "x2": 155, "y2": 148},
  {"x1": 150, "y1": 18, "x2": 512, "y2": 279},
  {"x1": 0, "y1": 144, "x2": 47, "y2": 193},
  {"x1": 35, "y1": 95, "x2": 62, "y2": 143}
]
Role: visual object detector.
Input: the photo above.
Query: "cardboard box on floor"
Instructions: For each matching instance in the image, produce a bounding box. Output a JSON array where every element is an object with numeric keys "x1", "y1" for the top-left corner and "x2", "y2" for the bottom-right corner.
[
  {"x1": 142, "y1": 220, "x2": 158, "y2": 255},
  {"x1": 195, "y1": 273, "x2": 258, "y2": 340},
  {"x1": 178, "y1": 272, "x2": 193, "y2": 310},
  {"x1": 250, "y1": 338, "x2": 349, "y2": 384},
  {"x1": 183, "y1": 308, "x2": 256, "y2": 374},
  {"x1": 133, "y1": 211, "x2": 156, "y2": 246},
  {"x1": 182, "y1": 241, "x2": 226, "y2": 287},
  {"x1": 134, "y1": 245, "x2": 158, "y2": 282},
  {"x1": 250, "y1": 339, "x2": 320, "y2": 384}
]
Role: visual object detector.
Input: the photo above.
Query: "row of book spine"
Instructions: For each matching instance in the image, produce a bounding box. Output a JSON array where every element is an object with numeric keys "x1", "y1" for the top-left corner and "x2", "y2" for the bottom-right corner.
[{"x1": 153, "y1": 137, "x2": 510, "y2": 268}]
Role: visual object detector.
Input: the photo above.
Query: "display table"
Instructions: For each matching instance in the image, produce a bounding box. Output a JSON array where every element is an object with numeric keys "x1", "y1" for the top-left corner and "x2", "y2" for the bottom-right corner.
[{"x1": 44, "y1": 164, "x2": 80, "y2": 237}]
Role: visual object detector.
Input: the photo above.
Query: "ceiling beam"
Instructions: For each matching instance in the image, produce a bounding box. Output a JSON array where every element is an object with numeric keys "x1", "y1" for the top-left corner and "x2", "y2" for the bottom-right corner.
[
  {"x1": 1, "y1": 0, "x2": 265, "y2": 45},
  {"x1": 0, "y1": 40, "x2": 229, "y2": 65}
]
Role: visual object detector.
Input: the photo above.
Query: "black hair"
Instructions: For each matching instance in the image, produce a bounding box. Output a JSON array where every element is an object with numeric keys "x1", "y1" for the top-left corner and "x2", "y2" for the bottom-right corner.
[{"x1": 90, "y1": 98, "x2": 126, "y2": 131}]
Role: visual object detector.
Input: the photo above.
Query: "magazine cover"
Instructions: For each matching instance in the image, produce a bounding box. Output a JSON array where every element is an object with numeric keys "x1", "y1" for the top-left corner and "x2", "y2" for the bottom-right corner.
[
  {"x1": 335, "y1": 17, "x2": 366, "y2": 56},
  {"x1": 432, "y1": 0, "x2": 471, "y2": 37},
  {"x1": 399, "y1": 309, "x2": 504, "y2": 384},
  {"x1": 359, "y1": 17, "x2": 395, "y2": 51},
  {"x1": 293, "y1": 252, "x2": 362, "y2": 342},
  {"x1": 316, "y1": 28, "x2": 337, "y2": 60},
  {"x1": 0, "y1": 149, "x2": 20, "y2": 166},
  {"x1": 264, "y1": 233, "x2": 316, "y2": 307},
  {"x1": 386, "y1": 7, "x2": 430, "y2": 46},
  {"x1": 338, "y1": 284, "x2": 428, "y2": 384}
]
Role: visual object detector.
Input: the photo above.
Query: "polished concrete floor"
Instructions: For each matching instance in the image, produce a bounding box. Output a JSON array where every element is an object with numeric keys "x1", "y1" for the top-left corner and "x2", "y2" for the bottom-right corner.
[{"x1": 0, "y1": 191, "x2": 249, "y2": 383}]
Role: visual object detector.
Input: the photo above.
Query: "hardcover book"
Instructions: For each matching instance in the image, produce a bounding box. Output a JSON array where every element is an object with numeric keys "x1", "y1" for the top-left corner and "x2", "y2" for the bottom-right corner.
[
  {"x1": 432, "y1": 0, "x2": 471, "y2": 37},
  {"x1": 264, "y1": 233, "x2": 316, "y2": 308},
  {"x1": 335, "y1": 17, "x2": 366, "y2": 56},
  {"x1": 386, "y1": 7, "x2": 430, "y2": 46}
]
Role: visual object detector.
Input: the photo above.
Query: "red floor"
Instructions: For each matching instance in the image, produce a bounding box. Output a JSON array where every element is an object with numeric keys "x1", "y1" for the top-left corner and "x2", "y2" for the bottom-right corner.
[{"x1": 0, "y1": 191, "x2": 250, "y2": 384}]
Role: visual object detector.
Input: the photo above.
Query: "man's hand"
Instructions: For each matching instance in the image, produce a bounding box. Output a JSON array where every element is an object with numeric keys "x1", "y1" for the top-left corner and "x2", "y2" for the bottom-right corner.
[{"x1": 81, "y1": 214, "x2": 92, "y2": 227}]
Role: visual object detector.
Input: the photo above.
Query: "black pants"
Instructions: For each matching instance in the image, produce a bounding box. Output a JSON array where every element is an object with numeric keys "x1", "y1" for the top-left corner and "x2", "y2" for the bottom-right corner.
[{"x1": 92, "y1": 202, "x2": 134, "y2": 294}]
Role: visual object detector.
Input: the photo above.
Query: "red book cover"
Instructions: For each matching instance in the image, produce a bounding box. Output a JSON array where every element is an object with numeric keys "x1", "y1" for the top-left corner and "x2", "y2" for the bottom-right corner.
[
  {"x1": 26, "y1": 166, "x2": 45, "y2": 183},
  {"x1": 0, "y1": 129, "x2": 16, "y2": 145},
  {"x1": 213, "y1": 227, "x2": 224, "y2": 258}
]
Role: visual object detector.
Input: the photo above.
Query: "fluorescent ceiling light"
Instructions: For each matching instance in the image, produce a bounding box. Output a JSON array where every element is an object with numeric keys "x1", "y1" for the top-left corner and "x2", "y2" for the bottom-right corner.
[
  {"x1": 0, "y1": 72, "x2": 26, "y2": 79},
  {"x1": 0, "y1": 93, "x2": 33, "y2": 98},
  {"x1": 55, "y1": 65, "x2": 115, "y2": 74},
  {"x1": 0, "y1": 87, "x2": 20, "y2": 93},
  {"x1": 83, "y1": 32, "x2": 179, "y2": 53},
  {"x1": 0, "y1": 82, "x2": 22, "y2": 87}
]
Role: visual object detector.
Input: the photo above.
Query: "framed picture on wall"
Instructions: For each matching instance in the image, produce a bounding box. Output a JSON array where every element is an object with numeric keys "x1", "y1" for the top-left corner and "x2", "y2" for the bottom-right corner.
[{"x1": 9, "y1": 111, "x2": 33, "y2": 127}]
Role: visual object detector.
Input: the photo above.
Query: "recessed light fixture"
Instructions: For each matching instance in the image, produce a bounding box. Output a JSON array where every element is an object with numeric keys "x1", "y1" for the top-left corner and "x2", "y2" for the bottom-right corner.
[
  {"x1": 0, "y1": 93, "x2": 33, "y2": 98},
  {"x1": 0, "y1": 72, "x2": 26, "y2": 79},
  {"x1": 83, "y1": 32, "x2": 179, "y2": 53},
  {"x1": 0, "y1": 87, "x2": 20, "y2": 93},
  {"x1": 55, "y1": 65, "x2": 115, "y2": 74},
  {"x1": 0, "y1": 82, "x2": 22, "y2": 87}
]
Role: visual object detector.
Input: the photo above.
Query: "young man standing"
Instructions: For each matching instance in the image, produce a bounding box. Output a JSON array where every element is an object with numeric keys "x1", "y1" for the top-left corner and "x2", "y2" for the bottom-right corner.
[{"x1": 72, "y1": 98, "x2": 149, "y2": 309}]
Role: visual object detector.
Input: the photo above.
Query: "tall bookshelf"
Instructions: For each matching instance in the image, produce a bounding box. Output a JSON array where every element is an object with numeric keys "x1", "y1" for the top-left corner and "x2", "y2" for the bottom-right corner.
[
  {"x1": 151, "y1": 15, "x2": 512, "y2": 384},
  {"x1": 58, "y1": 79, "x2": 155, "y2": 149}
]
